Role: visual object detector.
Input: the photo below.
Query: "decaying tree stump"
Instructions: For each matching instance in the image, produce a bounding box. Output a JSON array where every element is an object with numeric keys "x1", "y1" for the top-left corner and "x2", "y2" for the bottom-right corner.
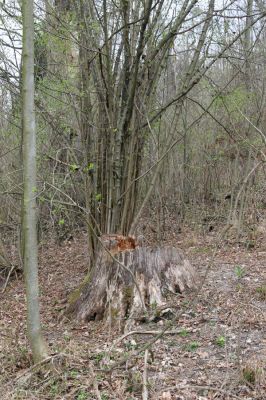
[{"x1": 68, "y1": 235, "x2": 197, "y2": 330}]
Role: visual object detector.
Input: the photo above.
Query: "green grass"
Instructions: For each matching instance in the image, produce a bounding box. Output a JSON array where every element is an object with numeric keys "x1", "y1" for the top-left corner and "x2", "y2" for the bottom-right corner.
[
  {"x1": 178, "y1": 328, "x2": 189, "y2": 337},
  {"x1": 185, "y1": 341, "x2": 199, "y2": 352},
  {"x1": 234, "y1": 265, "x2": 246, "y2": 279},
  {"x1": 215, "y1": 335, "x2": 226, "y2": 347}
]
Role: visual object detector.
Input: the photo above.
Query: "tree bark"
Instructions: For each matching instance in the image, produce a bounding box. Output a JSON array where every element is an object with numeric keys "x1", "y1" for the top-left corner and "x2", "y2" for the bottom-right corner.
[
  {"x1": 22, "y1": 0, "x2": 48, "y2": 363},
  {"x1": 68, "y1": 235, "x2": 197, "y2": 332}
]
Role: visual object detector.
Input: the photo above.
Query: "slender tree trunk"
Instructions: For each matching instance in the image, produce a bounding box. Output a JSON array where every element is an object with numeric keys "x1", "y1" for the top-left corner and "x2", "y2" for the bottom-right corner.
[
  {"x1": 182, "y1": 100, "x2": 189, "y2": 211},
  {"x1": 244, "y1": 0, "x2": 254, "y2": 89},
  {"x1": 22, "y1": 0, "x2": 48, "y2": 363}
]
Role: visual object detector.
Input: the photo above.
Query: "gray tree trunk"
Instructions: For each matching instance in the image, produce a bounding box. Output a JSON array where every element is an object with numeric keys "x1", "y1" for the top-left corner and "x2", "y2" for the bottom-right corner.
[{"x1": 22, "y1": 0, "x2": 48, "y2": 363}]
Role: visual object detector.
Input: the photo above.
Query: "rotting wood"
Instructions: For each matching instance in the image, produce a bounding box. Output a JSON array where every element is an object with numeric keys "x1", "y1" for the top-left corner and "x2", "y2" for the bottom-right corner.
[{"x1": 67, "y1": 235, "x2": 197, "y2": 331}]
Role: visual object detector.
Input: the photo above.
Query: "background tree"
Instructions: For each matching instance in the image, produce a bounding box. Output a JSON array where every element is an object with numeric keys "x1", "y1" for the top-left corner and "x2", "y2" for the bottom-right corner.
[{"x1": 0, "y1": 0, "x2": 265, "y2": 281}]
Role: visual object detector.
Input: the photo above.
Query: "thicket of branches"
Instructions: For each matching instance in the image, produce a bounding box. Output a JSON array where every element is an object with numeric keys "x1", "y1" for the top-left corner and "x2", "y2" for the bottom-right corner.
[{"x1": 1, "y1": 0, "x2": 266, "y2": 260}]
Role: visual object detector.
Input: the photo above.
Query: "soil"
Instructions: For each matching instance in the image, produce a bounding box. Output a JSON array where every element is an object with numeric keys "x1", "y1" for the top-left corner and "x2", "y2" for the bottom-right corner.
[{"x1": 0, "y1": 227, "x2": 265, "y2": 400}]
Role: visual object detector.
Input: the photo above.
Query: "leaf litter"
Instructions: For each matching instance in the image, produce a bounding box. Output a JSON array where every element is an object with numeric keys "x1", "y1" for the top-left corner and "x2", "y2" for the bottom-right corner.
[{"x1": 0, "y1": 228, "x2": 265, "y2": 399}]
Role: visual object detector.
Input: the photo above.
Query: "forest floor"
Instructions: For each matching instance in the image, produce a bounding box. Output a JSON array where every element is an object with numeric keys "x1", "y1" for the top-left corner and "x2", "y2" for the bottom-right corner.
[{"x1": 0, "y1": 225, "x2": 265, "y2": 400}]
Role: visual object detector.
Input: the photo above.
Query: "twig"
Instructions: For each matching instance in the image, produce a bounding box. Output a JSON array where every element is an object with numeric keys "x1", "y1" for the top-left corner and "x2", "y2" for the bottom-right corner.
[
  {"x1": 232, "y1": 161, "x2": 263, "y2": 224},
  {"x1": 88, "y1": 364, "x2": 102, "y2": 400},
  {"x1": 2, "y1": 264, "x2": 16, "y2": 293},
  {"x1": 110, "y1": 329, "x2": 189, "y2": 350},
  {"x1": 165, "y1": 384, "x2": 244, "y2": 400},
  {"x1": 16, "y1": 355, "x2": 60, "y2": 382},
  {"x1": 235, "y1": 105, "x2": 266, "y2": 146},
  {"x1": 142, "y1": 350, "x2": 149, "y2": 400},
  {"x1": 0, "y1": 145, "x2": 20, "y2": 158}
]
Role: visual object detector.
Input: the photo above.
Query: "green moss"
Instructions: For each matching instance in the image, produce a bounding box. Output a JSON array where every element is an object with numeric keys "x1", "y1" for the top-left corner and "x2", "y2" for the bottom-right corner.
[
  {"x1": 123, "y1": 286, "x2": 133, "y2": 302},
  {"x1": 110, "y1": 307, "x2": 119, "y2": 319},
  {"x1": 68, "y1": 273, "x2": 91, "y2": 305}
]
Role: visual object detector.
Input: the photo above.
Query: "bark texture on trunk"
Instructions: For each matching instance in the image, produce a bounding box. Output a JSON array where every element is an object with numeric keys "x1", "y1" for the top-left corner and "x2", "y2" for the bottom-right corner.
[
  {"x1": 22, "y1": 0, "x2": 48, "y2": 363},
  {"x1": 68, "y1": 235, "x2": 197, "y2": 331}
]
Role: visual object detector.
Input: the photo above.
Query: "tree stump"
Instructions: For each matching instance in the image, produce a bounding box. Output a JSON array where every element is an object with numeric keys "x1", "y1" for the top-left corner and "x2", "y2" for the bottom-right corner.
[{"x1": 68, "y1": 235, "x2": 197, "y2": 331}]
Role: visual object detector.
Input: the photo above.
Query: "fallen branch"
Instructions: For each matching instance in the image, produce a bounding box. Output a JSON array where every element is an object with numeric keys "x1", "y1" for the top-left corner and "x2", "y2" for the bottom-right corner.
[
  {"x1": 165, "y1": 384, "x2": 243, "y2": 400},
  {"x1": 16, "y1": 354, "x2": 61, "y2": 384},
  {"x1": 142, "y1": 350, "x2": 149, "y2": 400},
  {"x1": 1, "y1": 264, "x2": 16, "y2": 293},
  {"x1": 88, "y1": 364, "x2": 102, "y2": 400},
  {"x1": 110, "y1": 329, "x2": 191, "y2": 351}
]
